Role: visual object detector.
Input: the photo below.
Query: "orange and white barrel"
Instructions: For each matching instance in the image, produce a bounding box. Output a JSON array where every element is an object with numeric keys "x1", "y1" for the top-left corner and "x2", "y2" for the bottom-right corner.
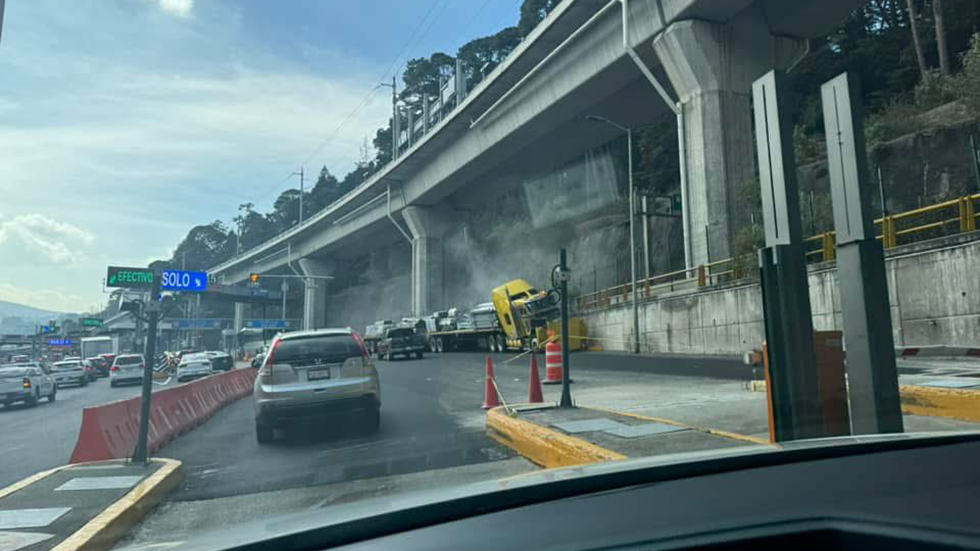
[{"x1": 543, "y1": 341, "x2": 563, "y2": 384}]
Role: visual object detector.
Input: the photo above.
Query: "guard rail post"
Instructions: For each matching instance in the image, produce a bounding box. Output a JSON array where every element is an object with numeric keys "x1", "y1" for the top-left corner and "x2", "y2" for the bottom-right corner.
[
  {"x1": 959, "y1": 196, "x2": 976, "y2": 233},
  {"x1": 696, "y1": 265, "x2": 706, "y2": 287}
]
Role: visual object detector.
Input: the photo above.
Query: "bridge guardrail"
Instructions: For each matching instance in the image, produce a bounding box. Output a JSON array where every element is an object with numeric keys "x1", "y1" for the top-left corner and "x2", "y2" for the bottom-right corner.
[{"x1": 575, "y1": 193, "x2": 980, "y2": 312}]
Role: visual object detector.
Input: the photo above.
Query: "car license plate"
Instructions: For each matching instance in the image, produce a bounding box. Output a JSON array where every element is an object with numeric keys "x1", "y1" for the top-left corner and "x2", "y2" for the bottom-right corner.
[{"x1": 308, "y1": 368, "x2": 331, "y2": 381}]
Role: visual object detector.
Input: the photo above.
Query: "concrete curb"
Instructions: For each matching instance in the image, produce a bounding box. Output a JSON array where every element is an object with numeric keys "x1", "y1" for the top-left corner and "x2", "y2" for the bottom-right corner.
[
  {"x1": 899, "y1": 385, "x2": 980, "y2": 423},
  {"x1": 486, "y1": 407, "x2": 626, "y2": 468},
  {"x1": 585, "y1": 406, "x2": 770, "y2": 446},
  {"x1": 50, "y1": 458, "x2": 183, "y2": 551},
  {"x1": 897, "y1": 345, "x2": 980, "y2": 358},
  {"x1": 748, "y1": 380, "x2": 980, "y2": 423}
]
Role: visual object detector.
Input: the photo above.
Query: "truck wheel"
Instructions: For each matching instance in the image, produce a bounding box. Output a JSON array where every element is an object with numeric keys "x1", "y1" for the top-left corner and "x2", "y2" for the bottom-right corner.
[{"x1": 437, "y1": 338, "x2": 445, "y2": 353}]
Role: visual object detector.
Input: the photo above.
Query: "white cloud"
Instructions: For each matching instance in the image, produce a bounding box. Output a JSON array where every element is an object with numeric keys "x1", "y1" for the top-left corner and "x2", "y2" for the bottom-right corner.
[
  {"x1": 156, "y1": 0, "x2": 194, "y2": 18},
  {"x1": 0, "y1": 214, "x2": 95, "y2": 265},
  {"x1": 0, "y1": 283, "x2": 88, "y2": 313}
]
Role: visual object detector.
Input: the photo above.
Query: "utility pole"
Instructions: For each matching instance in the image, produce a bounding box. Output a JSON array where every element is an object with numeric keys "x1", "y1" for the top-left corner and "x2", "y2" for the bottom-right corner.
[
  {"x1": 291, "y1": 167, "x2": 305, "y2": 224},
  {"x1": 133, "y1": 272, "x2": 161, "y2": 465},
  {"x1": 380, "y1": 76, "x2": 398, "y2": 161}
]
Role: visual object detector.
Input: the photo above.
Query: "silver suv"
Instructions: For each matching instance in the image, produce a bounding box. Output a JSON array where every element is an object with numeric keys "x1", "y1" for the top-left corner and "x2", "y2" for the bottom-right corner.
[{"x1": 253, "y1": 328, "x2": 380, "y2": 444}]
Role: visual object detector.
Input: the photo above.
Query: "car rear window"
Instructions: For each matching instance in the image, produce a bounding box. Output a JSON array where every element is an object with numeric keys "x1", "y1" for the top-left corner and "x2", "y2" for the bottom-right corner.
[
  {"x1": 0, "y1": 368, "x2": 28, "y2": 378},
  {"x1": 275, "y1": 335, "x2": 360, "y2": 364},
  {"x1": 53, "y1": 362, "x2": 81, "y2": 370},
  {"x1": 387, "y1": 328, "x2": 414, "y2": 338},
  {"x1": 115, "y1": 356, "x2": 142, "y2": 366}
]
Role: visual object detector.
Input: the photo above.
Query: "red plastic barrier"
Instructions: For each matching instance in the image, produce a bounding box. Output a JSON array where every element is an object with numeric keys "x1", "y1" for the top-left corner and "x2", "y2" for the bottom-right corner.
[{"x1": 69, "y1": 368, "x2": 256, "y2": 463}]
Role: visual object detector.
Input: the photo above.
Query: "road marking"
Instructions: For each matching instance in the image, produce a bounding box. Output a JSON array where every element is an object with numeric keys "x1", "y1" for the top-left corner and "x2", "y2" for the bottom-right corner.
[
  {"x1": 0, "y1": 530, "x2": 55, "y2": 551},
  {"x1": 0, "y1": 508, "x2": 72, "y2": 530},
  {"x1": 55, "y1": 476, "x2": 143, "y2": 491}
]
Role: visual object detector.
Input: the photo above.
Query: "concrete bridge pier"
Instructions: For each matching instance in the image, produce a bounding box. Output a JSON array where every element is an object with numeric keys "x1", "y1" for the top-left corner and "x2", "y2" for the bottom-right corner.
[
  {"x1": 402, "y1": 205, "x2": 454, "y2": 317},
  {"x1": 653, "y1": 8, "x2": 805, "y2": 266},
  {"x1": 298, "y1": 258, "x2": 335, "y2": 330}
]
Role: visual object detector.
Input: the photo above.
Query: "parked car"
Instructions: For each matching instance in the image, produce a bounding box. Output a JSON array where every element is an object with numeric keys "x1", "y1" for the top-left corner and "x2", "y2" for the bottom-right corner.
[
  {"x1": 0, "y1": 364, "x2": 56, "y2": 407},
  {"x1": 206, "y1": 351, "x2": 234, "y2": 372},
  {"x1": 51, "y1": 360, "x2": 89, "y2": 387},
  {"x1": 253, "y1": 328, "x2": 380, "y2": 444},
  {"x1": 86, "y1": 356, "x2": 110, "y2": 378},
  {"x1": 110, "y1": 354, "x2": 145, "y2": 387},
  {"x1": 375, "y1": 326, "x2": 426, "y2": 360},
  {"x1": 177, "y1": 353, "x2": 213, "y2": 382}
]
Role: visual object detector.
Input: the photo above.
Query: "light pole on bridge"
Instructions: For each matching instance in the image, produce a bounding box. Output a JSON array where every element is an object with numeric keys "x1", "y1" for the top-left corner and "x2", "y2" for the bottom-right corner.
[{"x1": 586, "y1": 115, "x2": 640, "y2": 354}]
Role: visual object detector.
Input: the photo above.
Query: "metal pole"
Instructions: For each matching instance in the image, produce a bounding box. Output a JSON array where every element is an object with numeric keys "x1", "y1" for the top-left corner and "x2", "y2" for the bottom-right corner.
[
  {"x1": 971, "y1": 129, "x2": 980, "y2": 194},
  {"x1": 809, "y1": 190, "x2": 816, "y2": 235},
  {"x1": 642, "y1": 194, "x2": 650, "y2": 280},
  {"x1": 391, "y1": 76, "x2": 398, "y2": 160},
  {"x1": 133, "y1": 273, "x2": 161, "y2": 465},
  {"x1": 559, "y1": 249, "x2": 572, "y2": 408},
  {"x1": 877, "y1": 165, "x2": 887, "y2": 217},
  {"x1": 299, "y1": 167, "x2": 305, "y2": 224},
  {"x1": 628, "y1": 128, "x2": 639, "y2": 354}
]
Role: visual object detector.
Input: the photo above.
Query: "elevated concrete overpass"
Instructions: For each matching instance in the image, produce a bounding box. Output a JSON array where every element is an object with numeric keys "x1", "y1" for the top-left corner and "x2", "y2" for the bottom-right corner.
[{"x1": 210, "y1": 0, "x2": 863, "y2": 329}]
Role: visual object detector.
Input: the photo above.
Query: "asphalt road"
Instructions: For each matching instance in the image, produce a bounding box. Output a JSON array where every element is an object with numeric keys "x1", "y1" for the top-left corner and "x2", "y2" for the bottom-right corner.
[
  {"x1": 160, "y1": 349, "x2": 757, "y2": 502},
  {"x1": 0, "y1": 374, "x2": 178, "y2": 489}
]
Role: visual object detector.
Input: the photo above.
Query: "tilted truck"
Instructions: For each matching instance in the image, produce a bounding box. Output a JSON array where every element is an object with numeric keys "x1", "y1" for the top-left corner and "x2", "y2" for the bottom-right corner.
[{"x1": 426, "y1": 279, "x2": 584, "y2": 353}]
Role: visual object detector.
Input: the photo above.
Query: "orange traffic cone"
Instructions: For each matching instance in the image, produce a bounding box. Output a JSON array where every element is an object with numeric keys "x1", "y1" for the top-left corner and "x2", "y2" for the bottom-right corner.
[
  {"x1": 528, "y1": 353, "x2": 543, "y2": 403},
  {"x1": 482, "y1": 356, "x2": 501, "y2": 409}
]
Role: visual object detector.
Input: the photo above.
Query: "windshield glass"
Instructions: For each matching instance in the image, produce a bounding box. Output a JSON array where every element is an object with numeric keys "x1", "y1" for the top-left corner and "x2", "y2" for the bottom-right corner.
[
  {"x1": 275, "y1": 335, "x2": 360, "y2": 363},
  {"x1": 4, "y1": 1, "x2": 980, "y2": 549}
]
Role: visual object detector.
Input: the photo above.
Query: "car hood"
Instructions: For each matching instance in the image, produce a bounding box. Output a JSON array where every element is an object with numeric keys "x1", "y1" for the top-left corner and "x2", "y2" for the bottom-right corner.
[{"x1": 124, "y1": 430, "x2": 980, "y2": 551}]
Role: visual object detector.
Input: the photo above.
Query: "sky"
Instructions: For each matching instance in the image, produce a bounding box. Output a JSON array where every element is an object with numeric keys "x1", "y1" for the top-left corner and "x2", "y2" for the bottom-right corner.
[{"x1": 0, "y1": 0, "x2": 520, "y2": 313}]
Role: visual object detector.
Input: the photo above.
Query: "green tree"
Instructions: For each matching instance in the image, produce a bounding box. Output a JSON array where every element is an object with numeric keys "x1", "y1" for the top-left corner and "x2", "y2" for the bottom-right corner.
[
  {"x1": 170, "y1": 220, "x2": 234, "y2": 270},
  {"x1": 400, "y1": 53, "x2": 455, "y2": 103},
  {"x1": 518, "y1": 0, "x2": 561, "y2": 38},
  {"x1": 308, "y1": 166, "x2": 341, "y2": 213}
]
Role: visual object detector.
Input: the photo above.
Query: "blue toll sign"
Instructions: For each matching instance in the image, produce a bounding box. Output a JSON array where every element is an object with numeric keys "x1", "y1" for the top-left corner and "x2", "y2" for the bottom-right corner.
[
  {"x1": 161, "y1": 270, "x2": 208, "y2": 292},
  {"x1": 49, "y1": 338, "x2": 72, "y2": 346}
]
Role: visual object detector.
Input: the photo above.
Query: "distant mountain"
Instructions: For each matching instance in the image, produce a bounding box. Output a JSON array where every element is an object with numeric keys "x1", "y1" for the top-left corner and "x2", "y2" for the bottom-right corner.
[{"x1": 0, "y1": 300, "x2": 66, "y2": 322}]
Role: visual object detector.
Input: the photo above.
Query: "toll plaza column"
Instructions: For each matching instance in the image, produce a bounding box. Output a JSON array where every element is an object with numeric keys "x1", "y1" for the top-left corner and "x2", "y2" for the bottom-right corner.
[
  {"x1": 402, "y1": 205, "x2": 453, "y2": 317},
  {"x1": 652, "y1": 7, "x2": 805, "y2": 266},
  {"x1": 297, "y1": 258, "x2": 335, "y2": 331}
]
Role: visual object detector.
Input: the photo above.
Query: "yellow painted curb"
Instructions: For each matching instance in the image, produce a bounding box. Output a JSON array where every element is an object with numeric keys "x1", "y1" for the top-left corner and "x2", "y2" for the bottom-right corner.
[
  {"x1": 51, "y1": 458, "x2": 183, "y2": 551},
  {"x1": 900, "y1": 384, "x2": 980, "y2": 423},
  {"x1": 486, "y1": 407, "x2": 626, "y2": 468},
  {"x1": 585, "y1": 406, "x2": 770, "y2": 446},
  {"x1": 751, "y1": 380, "x2": 980, "y2": 423},
  {"x1": 0, "y1": 466, "x2": 63, "y2": 501}
]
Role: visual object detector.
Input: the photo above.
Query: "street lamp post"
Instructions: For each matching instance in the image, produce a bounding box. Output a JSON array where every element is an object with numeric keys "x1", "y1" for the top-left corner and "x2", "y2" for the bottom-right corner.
[{"x1": 587, "y1": 115, "x2": 640, "y2": 354}]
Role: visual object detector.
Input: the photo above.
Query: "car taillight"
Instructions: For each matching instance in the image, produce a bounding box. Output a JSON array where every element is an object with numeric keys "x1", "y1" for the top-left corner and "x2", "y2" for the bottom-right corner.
[
  {"x1": 352, "y1": 332, "x2": 369, "y2": 360},
  {"x1": 111, "y1": 365, "x2": 118, "y2": 372},
  {"x1": 23, "y1": 378, "x2": 31, "y2": 388},
  {"x1": 259, "y1": 340, "x2": 281, "y2": 376}
]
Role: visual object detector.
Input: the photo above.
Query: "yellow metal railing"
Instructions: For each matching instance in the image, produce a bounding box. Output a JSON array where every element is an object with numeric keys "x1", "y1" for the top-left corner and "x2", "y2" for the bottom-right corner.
[{"x1": 575, "y1": 193, "x2": 980, "y2": 311}]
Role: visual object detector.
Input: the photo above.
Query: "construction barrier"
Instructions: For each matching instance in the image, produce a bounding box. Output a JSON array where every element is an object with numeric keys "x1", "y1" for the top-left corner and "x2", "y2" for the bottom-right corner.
[{"x1": 69, "y1": 368, "x2": 257, "y2": 463}]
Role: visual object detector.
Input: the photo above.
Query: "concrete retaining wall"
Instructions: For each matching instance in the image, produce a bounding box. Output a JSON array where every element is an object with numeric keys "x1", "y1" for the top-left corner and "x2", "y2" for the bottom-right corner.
[{"x1": 582, "y1": 232, "x2": 980, "y2": 355}]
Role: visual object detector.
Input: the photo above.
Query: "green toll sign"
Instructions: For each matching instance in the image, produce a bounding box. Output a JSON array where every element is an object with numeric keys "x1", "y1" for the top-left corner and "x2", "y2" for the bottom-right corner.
[
  {"x1": 106, "y1": 266, "x2": 155, "y2": 288},
  {"x1": 81, "y1": 317, "x2": 103, "y2": 327}
]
